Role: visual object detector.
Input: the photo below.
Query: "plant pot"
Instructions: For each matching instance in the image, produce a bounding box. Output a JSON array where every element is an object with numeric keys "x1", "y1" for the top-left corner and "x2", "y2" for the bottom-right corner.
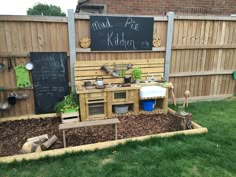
[{"x1": 124, "y1": 76, "x2": 131, "y2": 83}]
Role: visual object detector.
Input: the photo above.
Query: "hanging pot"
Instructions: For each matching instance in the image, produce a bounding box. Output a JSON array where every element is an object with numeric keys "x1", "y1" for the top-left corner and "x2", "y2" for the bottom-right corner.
[
  {"x1": 0, "y1": 63, "x2": 5, "y2": 72},
  {"x1": 7, "y1": 93, "x2": 17, "y2": 105},
  {"x1": 0, "y1": 90, "x2": 11, "y2": 110},
  {"x1": 25, "y1": 62, "x2": 34, "y2": 70}
]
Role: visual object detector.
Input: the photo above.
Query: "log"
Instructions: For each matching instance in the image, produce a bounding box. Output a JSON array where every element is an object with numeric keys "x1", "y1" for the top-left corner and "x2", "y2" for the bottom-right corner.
[
  {"x1": 21, "y1": 142, "x2": 42, "y2": 154},
  {"x1": 27, "y1": 134, "x2": 49, "y2": 143},
  {"x1": 175, "y1": 113, "x2": 192, "y2": 130},
  {"x1": 41, "y1": 135, "x2": 58, "y2": 150}
]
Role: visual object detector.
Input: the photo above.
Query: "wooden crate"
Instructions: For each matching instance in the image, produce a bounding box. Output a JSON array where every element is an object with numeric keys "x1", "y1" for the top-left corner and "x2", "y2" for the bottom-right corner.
[{"x1": 61, "y1": 112, "x2": 80, "y2": 124}]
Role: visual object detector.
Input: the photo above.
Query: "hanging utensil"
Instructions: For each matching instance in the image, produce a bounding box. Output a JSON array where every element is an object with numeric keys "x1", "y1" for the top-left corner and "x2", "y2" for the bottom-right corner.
[
  {"x1": 8, "y1": 57, "x2": 13, "y2": 72},
  {"x1": 0, "y1": 89, "x2": 10, "y2": 110},
  {"x1": 25, "y1": 62, "x2": 34, "y2": 70},
  {"x1": 13, "y1": 57, "x2": 17, "y2": 67},
  {"x1": 7, "y1": 92, "x2": 17, "y2": 105},
  {"x1": 0, "y1": 58, "x2": 5, "y2": 72}
]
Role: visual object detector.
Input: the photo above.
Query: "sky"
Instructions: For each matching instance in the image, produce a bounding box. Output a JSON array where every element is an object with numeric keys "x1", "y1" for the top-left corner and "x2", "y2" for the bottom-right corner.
[{"x1": 0, "y1": 0, "x2": 78, "y2": 15}]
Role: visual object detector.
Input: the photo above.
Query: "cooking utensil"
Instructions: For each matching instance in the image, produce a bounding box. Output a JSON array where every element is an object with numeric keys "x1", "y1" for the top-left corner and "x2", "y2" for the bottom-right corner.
[
  {"x1": 95, "y1": 77, "x2": 104, "y2": 86},
  {"x1": 25, "y1": 62, "x2": 34, "y2": 70},
  {"x1": 0, "y1": 63, "x2": 5, "y2": 72},
  {"x1": 8, "y1": 57, "x2": 13, "y2": 72},
  {"x1": 0, "y1": 58, "x2": 5, "y2": 72},
  {"x1": 7, "y1": 93, "x2": 17, "y2": 105},
  {"x1": 15, "y1": 92, "x2": 29, "y2": 99},
  {"x1": 0, "y1": 89, "x2": 10, "y2": 110},
  {"x1": 84, "y1": 81, "x2": 92, "y2": 87}
]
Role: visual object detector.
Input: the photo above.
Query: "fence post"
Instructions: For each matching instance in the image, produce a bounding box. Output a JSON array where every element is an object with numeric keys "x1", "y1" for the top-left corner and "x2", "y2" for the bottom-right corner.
[
  {"x1": 68, "y1": 9, "x2": 76, "y2": 93},
  {"x1": 164, "y1": 12, "x2": 174, "y2": 81}
]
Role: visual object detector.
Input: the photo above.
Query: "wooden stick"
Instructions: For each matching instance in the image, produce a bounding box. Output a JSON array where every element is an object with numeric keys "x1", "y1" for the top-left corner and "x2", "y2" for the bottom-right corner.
[
  {"x1": 170, "y1": 88, "x2": 176, "y2": 106},
  {"x1": 115, "y1": 124, "x2": 118, "y2": 140},
  {"x1": 63, "y1": 130, "x2": 66, "y2": 148},
  {"x1": 41, "y1": 135, "x2": 58, "y2": 150}
]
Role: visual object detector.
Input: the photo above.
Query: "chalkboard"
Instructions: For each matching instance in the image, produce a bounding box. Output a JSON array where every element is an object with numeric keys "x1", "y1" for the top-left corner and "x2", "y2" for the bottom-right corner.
[
  {"x1": 30, "y1": 52, "x2": 69, "y2": 114},
  {"x1": 90, "y1": 16, "x2": 154, "y2": 51}
]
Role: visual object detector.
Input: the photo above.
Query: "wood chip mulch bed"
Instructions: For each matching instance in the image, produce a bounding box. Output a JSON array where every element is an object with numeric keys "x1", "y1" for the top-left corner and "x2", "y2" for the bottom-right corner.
[{"x1": 0, "y1": 113, "x2": 185, "y2": 157}]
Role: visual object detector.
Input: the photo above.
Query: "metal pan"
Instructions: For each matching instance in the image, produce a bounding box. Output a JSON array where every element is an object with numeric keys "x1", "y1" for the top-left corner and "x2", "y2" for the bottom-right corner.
[{"x1": 25, "y1": 62, "x2": 34, "y2": 70}]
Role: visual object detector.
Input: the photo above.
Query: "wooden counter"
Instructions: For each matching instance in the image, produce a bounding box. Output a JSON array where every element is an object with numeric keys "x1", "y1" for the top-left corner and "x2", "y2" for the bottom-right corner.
[{"x1": 76, "y1": 82, "x2": 173, "y2": 121}]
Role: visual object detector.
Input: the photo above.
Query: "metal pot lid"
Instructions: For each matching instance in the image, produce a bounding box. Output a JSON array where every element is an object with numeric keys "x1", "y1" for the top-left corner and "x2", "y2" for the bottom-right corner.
[{"x1": 25, "y1": 62, "x2": 34, "y2": 70}]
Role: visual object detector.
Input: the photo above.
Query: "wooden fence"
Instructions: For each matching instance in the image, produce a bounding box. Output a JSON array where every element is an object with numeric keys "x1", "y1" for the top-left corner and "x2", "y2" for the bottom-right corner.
[{"x1": 0, "y1": 14, "x2": 235, "y2": 117}]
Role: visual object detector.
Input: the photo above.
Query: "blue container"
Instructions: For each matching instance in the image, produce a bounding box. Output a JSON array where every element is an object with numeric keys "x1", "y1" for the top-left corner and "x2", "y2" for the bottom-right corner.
[{"x1": 142, "y1": 100, "x2": 155, "y2": 111}]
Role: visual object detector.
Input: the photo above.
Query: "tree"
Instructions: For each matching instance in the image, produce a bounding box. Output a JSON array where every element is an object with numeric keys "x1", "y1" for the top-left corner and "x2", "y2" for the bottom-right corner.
[{"x1": 27, "y1": 3, "x2": 66, "y2": 16}]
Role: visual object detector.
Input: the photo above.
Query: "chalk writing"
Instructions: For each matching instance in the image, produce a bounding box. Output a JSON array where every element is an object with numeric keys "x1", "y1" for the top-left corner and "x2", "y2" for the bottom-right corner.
[
  {"x1": 90, "y1": 16, "x2": 154, "y2": 51},
  {"x1": 92, "y1": 17, "x2": 113, "y2": 31},
  {"x1": 124, "y1": 17, "x2": 139, "y2": 31},
  {"x1": 107, "y1": 32, "x2": 136, "y2": 49}
]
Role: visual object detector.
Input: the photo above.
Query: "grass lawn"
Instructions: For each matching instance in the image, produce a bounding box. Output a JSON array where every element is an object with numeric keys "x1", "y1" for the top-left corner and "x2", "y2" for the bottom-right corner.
[{"x1": 0, "y1": 98, "x2": 236, "y2": 177}]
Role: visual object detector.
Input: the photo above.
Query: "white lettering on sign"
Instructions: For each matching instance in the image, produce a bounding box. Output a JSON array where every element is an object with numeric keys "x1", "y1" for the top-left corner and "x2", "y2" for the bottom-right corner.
[
  {"x1": 107, "y1": 32, "x2": 137, "y2": 49},
  {"x1": 92, "y1": 17, "x2": 113, "y2": 31},
  {"x1": 124, "y1": 17, "x2": 139, "y2": 31}
]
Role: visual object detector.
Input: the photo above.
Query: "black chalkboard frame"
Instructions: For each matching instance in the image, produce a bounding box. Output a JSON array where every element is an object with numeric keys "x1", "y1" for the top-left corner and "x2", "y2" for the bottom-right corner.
[
  {"x1": 30, "y1": 52, "x2": 69, "y2": 114},
  {"x1": 90, "y1": 15, "x2": 154, "y2": 51}
]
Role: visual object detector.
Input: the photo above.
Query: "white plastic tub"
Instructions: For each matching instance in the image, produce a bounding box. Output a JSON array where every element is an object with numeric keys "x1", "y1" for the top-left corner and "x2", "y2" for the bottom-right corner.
[
  {"x1": 114, "y1": 105, "x2": 129, "y2": 114},
  {"x1": 140, "y1": 86, "x2": 166, "y2": 99}
]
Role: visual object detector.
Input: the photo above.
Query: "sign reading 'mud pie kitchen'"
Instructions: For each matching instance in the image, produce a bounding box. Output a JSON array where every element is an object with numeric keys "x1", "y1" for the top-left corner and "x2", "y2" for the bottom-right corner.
[{"x1": 90, "y1": 16, "x2": 154, "y2": 51}]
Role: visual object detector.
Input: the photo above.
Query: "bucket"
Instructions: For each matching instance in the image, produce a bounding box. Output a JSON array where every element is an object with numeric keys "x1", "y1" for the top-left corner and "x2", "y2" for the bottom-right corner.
[{"x1": 142, "y1": 99, "x2": 155, "y2": 111}]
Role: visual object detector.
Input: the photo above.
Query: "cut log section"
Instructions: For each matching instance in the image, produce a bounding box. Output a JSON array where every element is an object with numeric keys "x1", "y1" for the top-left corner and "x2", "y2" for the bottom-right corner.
[
  {"x1": 21, "y1": 142, "x2": 42, "y2": 154},
  {"x1": 27, "y1": 134, "x2": 49, "y2": 143},
  {"x1": 41, "y1": 135, "x2": 58, "y2": 150}
]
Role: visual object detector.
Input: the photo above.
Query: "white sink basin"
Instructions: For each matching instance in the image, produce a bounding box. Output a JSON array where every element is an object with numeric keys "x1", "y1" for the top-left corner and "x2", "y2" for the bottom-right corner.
[{"x1": 140, "y1": 86, "x2": 166, "y2": 99}]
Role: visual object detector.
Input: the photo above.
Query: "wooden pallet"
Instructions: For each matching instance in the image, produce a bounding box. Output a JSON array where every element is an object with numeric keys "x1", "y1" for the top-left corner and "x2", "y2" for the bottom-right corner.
[
  {"x1": 75, "y1": 58, "x2": 165, "y2": 88},
  {"x1": 61, "y1": 112, "x2": 80, "y2": 124}
]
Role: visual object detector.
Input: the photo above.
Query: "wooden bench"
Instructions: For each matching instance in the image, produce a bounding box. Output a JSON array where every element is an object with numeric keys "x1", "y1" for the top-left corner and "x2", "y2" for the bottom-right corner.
[{"x1": 59, "y1": 118, "x2": 120, "y2": 148}]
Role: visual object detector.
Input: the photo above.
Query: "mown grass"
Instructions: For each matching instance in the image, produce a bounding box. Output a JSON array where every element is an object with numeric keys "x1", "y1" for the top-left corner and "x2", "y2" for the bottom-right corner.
[{"x1": 0, "y1": 98, "x2": 236, "y2": 177}]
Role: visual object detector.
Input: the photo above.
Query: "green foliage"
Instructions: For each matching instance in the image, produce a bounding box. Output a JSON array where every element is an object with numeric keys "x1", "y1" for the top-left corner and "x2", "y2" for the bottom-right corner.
[
  {"x1": 1, "y1": 98, "x2": 236, "y2": 177},
  {"x1": 119, "y1": 69, "x2": 126, "y2": 77},
  {"x1": 54, "y1": 93, "x2": 79, "y2": 113},
  {"x1": 27, "y1": 3, "x2": 66, "y2": 16},
  {"x1": 131, "y1": 67, "x2": 142, "y2": 80}
]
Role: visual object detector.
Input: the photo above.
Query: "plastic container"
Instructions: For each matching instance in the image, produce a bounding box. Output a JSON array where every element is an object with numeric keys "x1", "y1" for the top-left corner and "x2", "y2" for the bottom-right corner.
[
  {"x1": 142, "y1": 100, "x2": 155, "y2": 111},
  {"x1": 114, "y1": 105, "x2": 129, "y2": 114}
]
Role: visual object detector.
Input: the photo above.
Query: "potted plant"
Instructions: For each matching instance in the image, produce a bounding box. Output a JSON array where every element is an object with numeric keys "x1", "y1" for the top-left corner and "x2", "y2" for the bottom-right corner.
[
  {"x1": 131, "y1": 67, "x2": 142, "y2": 83},
  {"x1": 54, "y1": 92, "x2": 79, "y2": 114},
  {"x1": 54, "y1": 93, "x2": 80, "y2": 123},
  {"x1": 119, "y1": 69, "x2": 131, "y2": 84}
]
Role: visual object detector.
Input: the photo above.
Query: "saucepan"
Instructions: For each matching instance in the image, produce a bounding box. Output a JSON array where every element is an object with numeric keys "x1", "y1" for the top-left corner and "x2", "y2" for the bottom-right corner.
[
  {"x1": 7, "y1": 93, "x2": 17, "y2": 105},
  {"x1": 84, "y1": 81, "x2": 92, "y2": 87},
  {"x1": 0, "y1": 90, "x2": 11, "y2": 110}
]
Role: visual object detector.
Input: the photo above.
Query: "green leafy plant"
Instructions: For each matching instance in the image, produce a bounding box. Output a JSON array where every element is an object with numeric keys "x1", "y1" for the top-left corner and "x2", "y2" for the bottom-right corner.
[
  {"x1": 54, "y1": 93, "x2": 79, "y2": 113},
  {"x1": 131, "y1": 67, "x2": 142, "y2": 81},
  {"x1": 119, "y1": 69, "x2": 126, "y2": 77}
]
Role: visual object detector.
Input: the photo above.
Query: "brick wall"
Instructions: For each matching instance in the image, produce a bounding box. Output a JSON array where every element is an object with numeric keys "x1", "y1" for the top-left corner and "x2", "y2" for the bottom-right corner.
[{"x1": 81, "y1": 0, "x2": 236, "y2": 15}]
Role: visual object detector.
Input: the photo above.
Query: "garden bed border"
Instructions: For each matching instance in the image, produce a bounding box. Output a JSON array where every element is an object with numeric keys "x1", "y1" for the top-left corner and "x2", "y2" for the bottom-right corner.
[{"x1": 0, "y1": 108, "x2": 208, "y2": 163}]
